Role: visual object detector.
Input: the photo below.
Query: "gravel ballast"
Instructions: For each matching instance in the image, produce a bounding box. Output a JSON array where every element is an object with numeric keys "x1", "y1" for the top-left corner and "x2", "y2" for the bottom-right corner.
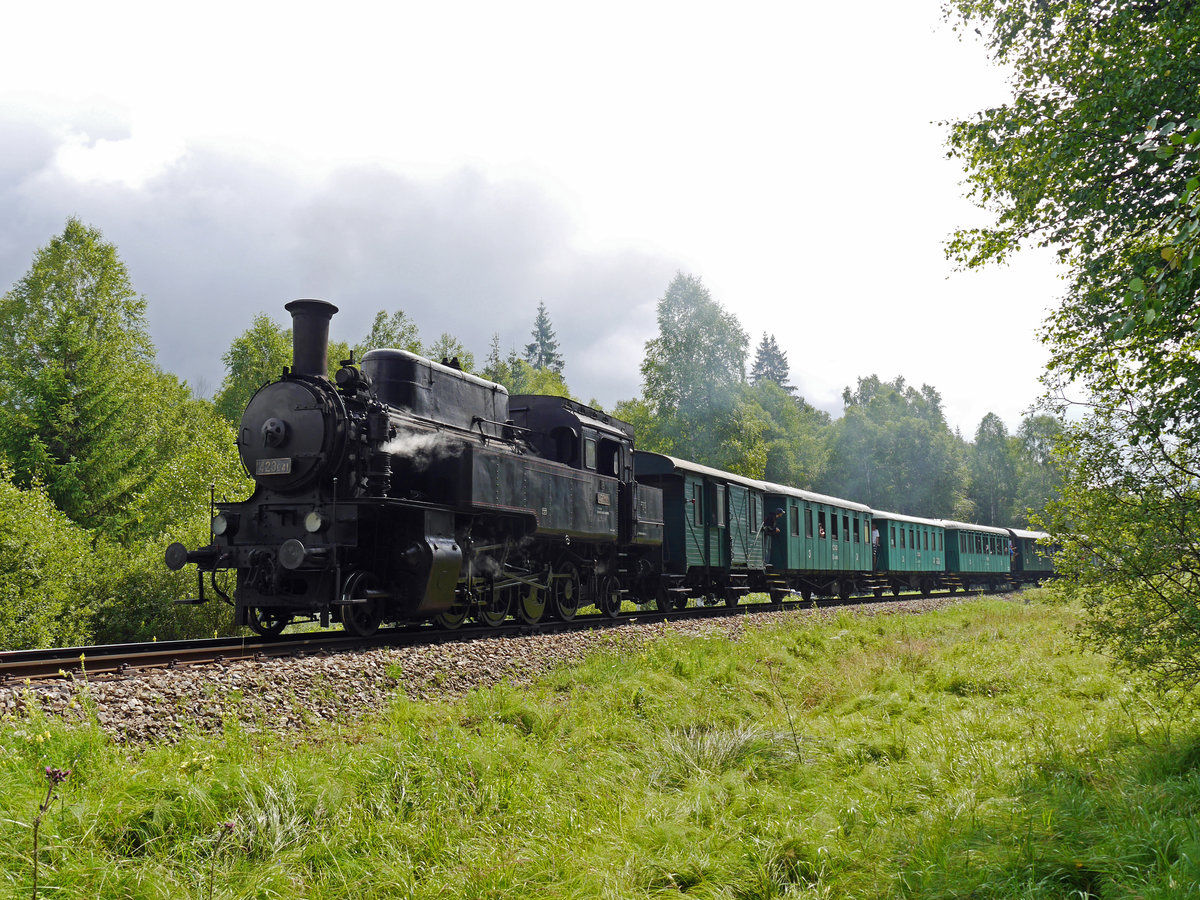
[{"x1": 1, "y1": 596, "x2": 962, "y2": 744}]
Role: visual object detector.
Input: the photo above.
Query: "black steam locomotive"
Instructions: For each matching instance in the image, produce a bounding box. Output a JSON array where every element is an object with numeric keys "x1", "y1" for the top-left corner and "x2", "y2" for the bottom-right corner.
[{"x1": 166, "y1": 299, "x2": 666, "y2": 636}]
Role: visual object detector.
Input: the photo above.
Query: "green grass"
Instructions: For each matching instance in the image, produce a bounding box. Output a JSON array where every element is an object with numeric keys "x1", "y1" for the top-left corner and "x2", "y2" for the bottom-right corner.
[{"x1": 2, "y1": 592, "x2": 1199, "y2": 898}]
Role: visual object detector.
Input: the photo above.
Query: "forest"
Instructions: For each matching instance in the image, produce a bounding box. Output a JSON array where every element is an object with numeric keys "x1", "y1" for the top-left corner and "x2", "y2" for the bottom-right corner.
[{"x1": 0, "y1": 220, "x2": 1062, "y2": 651}]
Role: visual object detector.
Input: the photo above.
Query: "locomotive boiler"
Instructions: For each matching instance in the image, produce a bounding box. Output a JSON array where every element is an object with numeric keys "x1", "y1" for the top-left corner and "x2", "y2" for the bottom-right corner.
[{"x1": 166, "y1": 299, "x2": 666, "y2": 636}]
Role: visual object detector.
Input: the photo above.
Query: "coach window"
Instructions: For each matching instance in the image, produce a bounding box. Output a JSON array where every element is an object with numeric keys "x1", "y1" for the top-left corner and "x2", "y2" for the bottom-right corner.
[
  {"x1": 818, "y1": 511, "x2": 827, "y2": 538},
  {"x1": 909, "y1": 528, "x2": 915, "y2": 550},
  {"x1": 691, "y1": 483, "x2": 702, "y2": 526},
  {"x1": 790, "y1": 506, "x2": 800, "y2": 536},
  {"x1": 805, "y1": 508, "x2": 813, "y2": 539},
  {"x1": 890, "y1": 525, "x2": 896, "y2": 547},
  {"x1": 924, "y1": 531, "x2": 930, "y2": 551},
  {"x1": 713, "y1": 486, "x2": 726, "y2": 527},
  {"x1": 900, "y1": 528, "x2": 906, "y2": 549},
  {"x1": 853, "y1": 516, "x2": 860, "y2": 543},
  {"x1": 831, "y1": 514, "x2": 839, "y2": 541},
  {"x1": 842, "y1": 515, "x2": 849, "y2": 542}
]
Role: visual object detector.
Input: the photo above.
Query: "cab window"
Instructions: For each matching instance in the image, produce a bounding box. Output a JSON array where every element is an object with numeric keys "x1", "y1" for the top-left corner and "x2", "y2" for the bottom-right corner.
[
  {"x1": 584, "y1": 438, "x2": 597, "y2": 471},
  {"x1": 596, "y1": 438, "x2": 621, "y2": 477}
]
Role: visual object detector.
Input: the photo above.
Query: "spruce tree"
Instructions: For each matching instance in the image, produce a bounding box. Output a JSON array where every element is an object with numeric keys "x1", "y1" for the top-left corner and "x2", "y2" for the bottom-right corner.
[
  {"x1": 749, "y1": 333, "x2": 795, "y2": 395},
  {"x1": 523, "y1": 301, "x2": 565, "y2": 374},
  {"x1": 0, "y1": 219, "x2": 167, "y2": 529}
]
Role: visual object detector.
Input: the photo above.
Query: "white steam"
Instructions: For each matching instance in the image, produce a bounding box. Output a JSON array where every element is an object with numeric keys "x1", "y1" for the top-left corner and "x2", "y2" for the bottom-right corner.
[{"x1": 383, "y1": 431, "x2": 465, "y2": 470}]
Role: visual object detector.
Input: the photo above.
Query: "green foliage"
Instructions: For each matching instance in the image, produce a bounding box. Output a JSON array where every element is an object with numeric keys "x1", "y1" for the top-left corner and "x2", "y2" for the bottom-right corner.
[
  {"x1": 213, "y1": 313, "x2": 351, "y2": 424},
  {"x1": 944, "y1": 0, "x2": 1200, "y2": 682},
  {"x1": 750, "y1": 380, "x2": 830, "y2": 489},
  {"x1": 482, "y1": 335, "x2": 573, "y2": 397},
  {"x1": 355, "y1": 309, "x2": 422, "y2": 358},
  {"x1": 967, "y1": 412, "x2": 1019, "y2": 526},
  {"x1": 522, "y1": 301, "x2": 564, "y2": 374},
  {"x1": 1014, "y1": 413, "x2": 1064, "y2": 526},
  {"x1": 212, "y1": 313, "x2": 291, "y2": 423},
  {"x1": 0, "y1": 220, "x2": 173, "y2": 530},
  {"x1": 0, "y1": 466, "x2": 100, "y2": 649},
  {"x1": 1044, "y1": 407, "x2": 1200, "y2": 687},
  {"x1": 823, "y1": 375, "x2": 967, "y2": 516},
  {"x1": 425, "y1": 333, "x2": 475, "y2": 373},
  {"x1": 641, "y1": 272, "x2": 748, "y2": 414},
  {"x1": 635, "y1": 273, "x2": 771, "y2": 474}
]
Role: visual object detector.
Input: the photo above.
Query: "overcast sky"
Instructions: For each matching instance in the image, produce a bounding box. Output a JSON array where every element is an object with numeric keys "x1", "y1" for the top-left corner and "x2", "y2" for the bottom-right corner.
[{"x1": 0, "y1": 0, "x2": 1062, "y2": 435}]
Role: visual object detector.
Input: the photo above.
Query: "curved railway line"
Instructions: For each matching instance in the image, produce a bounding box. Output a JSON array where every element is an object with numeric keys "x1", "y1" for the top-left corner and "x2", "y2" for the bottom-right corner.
[{"x1": 0, "y1": 588, "x2": 987, "y2": 684}]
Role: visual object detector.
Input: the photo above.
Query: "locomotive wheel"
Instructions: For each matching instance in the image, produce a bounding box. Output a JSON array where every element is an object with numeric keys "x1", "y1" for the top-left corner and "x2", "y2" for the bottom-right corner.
[
  {"x1": 597, "y1": 575, "x2": 622, "y2": 619},
  {"x1": 248, "y1": 607, "x2": 290, "y2": 637},
  {"x1": 516, "y1": 583, "x2": 546, "y2": 625},
  {"x1": 478, "y1": 581, "x2": 512, "y2": 627},
  {"x1": 340, "y1": 571, "x2": 384, "y2": 637},
  {"x1": 552, "y1": 563, "x2": 580, "y2": 621},
  {"x1": 435, "y1": 595, "x2": 469, "y2": 629}
]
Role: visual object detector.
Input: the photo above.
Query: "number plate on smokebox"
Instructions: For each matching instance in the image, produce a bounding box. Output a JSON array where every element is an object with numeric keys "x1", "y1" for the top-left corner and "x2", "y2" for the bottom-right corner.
[{"x1": 256, "y1": 457, "x2": 293, "y2": 475}]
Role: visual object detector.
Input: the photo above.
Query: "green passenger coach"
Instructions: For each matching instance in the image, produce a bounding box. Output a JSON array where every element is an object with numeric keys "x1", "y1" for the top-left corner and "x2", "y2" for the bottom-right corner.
[
  {"x1": 762, "y1": 483, "x2": 872, "y2": 601},
  {"x1": 633, "y1": 452, "x2": 767, "y2": 606},
  {"x1": 1008, "y1": 528, "x2": 1056, "y2": 583},
  {"x1": 870, "y1": 511, "x2": 945, "y2": 596},
  {"x1": 940, "y1": 520, "x2": 1013, "y2": 590}
]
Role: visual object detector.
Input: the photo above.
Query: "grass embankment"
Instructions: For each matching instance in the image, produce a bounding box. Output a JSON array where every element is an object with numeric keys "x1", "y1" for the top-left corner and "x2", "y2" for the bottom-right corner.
[{"x1": 2, "y1": 593, "x2": 1199, "y2": 898}]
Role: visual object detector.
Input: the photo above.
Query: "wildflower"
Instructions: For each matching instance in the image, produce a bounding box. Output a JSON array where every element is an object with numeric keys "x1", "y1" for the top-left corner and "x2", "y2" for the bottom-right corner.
[{"x1": 44, "y1": 766, "x2": 71, "y2": 784}]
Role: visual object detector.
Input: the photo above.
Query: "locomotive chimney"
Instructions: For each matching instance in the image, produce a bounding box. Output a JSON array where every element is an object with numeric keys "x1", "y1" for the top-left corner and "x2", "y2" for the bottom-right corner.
[{"x1": 285, "y1": 299, "x2": 339, "y2": 377}]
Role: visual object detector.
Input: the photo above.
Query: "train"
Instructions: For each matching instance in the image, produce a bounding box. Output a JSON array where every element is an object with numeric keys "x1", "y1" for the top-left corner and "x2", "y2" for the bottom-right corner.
[{"x1": 165, "y1": 299, "x2": 1056, "y2": 637}]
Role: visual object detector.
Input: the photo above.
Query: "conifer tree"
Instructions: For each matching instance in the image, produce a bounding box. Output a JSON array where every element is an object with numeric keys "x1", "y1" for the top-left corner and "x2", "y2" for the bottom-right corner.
[
  {"x1": 0, "y1": 219, "x2": 167, "y2": 529},
  {"x1": 523, "y1": 301, "x2": 565, "y2": 374},
  {"x1": 749, "y1": 333, "x2": 795, "y2": 395}
]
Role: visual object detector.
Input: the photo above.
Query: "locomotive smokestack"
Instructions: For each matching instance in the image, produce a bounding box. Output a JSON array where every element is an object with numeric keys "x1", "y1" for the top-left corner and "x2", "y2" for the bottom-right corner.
[{"x1": 285, "y1": 299, "x2": 339, "y2": 377}]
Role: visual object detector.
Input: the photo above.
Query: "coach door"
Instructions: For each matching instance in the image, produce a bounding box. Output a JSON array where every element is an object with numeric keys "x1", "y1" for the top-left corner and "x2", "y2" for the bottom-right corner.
[{"x1": 683, "y1": 475, "x2": 708, "y2": 570}]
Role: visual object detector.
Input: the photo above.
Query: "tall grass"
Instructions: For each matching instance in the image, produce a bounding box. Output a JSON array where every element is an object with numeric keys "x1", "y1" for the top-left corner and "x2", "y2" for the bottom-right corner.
[{"x1": 1, "y1": 592, "x2": 1198, "y2": 897}]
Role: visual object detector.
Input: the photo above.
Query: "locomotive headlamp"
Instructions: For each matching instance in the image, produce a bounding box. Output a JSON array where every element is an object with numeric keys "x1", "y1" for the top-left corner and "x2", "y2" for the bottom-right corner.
[
  {"x1": 304, "y1": 510, "x2": 327, "y2": 533},
  {"x1": 212, "y1": 513, "x2": 239, "y2": 537}
]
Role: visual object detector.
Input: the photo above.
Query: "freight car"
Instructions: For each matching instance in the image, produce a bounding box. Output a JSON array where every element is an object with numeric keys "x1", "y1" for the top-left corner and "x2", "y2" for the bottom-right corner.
[{"x1": 166, "y1": 299, "x2": 1055, "y2": 635}]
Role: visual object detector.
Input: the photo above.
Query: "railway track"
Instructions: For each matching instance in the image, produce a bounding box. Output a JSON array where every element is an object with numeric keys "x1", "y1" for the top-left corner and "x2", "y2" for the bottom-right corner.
[{"x1": 0, "y1": 588, "x2": 981, "y2": 684}]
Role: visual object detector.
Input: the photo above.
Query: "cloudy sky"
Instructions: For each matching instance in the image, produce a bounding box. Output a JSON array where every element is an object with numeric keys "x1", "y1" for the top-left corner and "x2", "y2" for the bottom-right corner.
[{"x1": 0, "y1": 0, "x2": 1062, "y2": 434}]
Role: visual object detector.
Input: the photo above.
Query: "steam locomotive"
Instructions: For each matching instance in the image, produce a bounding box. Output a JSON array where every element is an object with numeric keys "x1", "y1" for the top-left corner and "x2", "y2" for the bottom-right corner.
[
  {"x1": 165, "y1": 299, "x2": 1054, "y2": 637},
  {"x1": 166, "y1": 299, "x2": 665, "y2": 636}
]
